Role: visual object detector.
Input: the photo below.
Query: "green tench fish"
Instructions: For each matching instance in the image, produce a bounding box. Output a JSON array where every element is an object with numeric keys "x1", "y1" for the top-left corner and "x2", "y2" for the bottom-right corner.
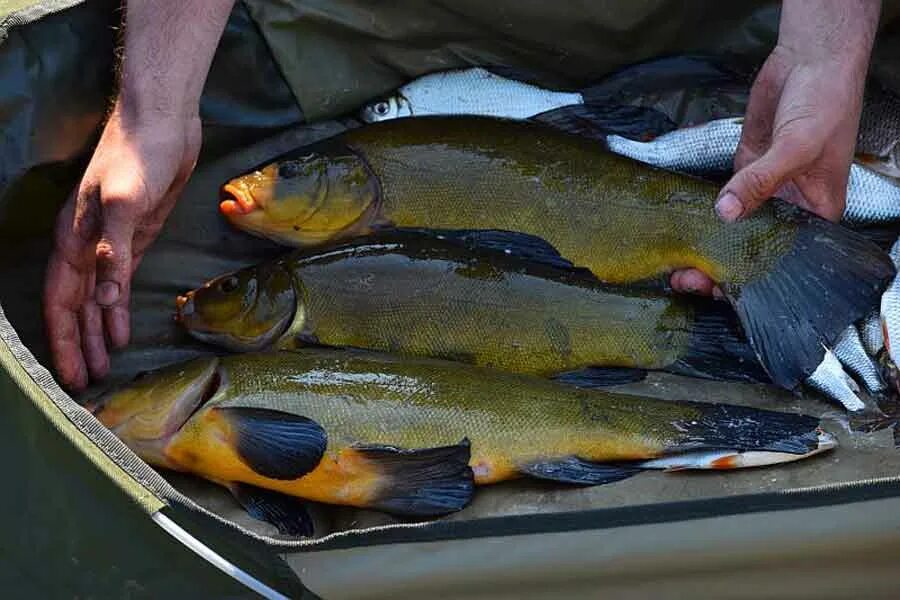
[
  {"x1": 176, "y1": 234, "x2": 770, "y2": 386},
  {"x1": 217, "y1": 117, "x2": 895, "y2": 390},
  {"x1": 89, "y1": 350, "x2": 836, "y2": 534}
]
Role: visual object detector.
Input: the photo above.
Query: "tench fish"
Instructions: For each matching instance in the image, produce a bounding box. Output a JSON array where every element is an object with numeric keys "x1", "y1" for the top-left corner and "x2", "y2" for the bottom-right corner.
[
  {"x1": 176, "y1": 234, "x2": 771, "y2": 386},
  {"x1": 89, "y1": 350, "x2": 837, "y2": 534},
  {"x1": 218, "y1": 117, "x2": 895, "y2": 389}
]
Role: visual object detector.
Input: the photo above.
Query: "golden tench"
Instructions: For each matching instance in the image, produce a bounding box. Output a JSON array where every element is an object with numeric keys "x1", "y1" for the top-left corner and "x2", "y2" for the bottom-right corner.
[
  {"x1": 89, "y1": 350, "x2": 836, "y2": 535},
  {"x1": 218, "y1": 117, "x2": 895, "y2": 389},
  {"x1": 176, "y1": 234, "x2": 769, "y2": 386}
]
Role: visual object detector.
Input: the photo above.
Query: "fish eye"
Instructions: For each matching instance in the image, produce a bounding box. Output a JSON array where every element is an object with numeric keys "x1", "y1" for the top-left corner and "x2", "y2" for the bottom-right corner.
[
  {"x1": 219, "y1": 276, "x2": 240, "y2": 294},
  {"x1": 374, "y1": 101, "x2": 390, "y2": 116}
]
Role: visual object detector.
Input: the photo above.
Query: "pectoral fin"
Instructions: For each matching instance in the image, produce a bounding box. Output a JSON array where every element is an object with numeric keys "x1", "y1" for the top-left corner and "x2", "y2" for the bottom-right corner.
[
  {"x1": 519, "y1": 456, "x2": 644, "y2": 485},
  {"x1": 227, "y1": 482, "x2": 315, "y2": 537},
  {"x1": 217, "y1": 407, "x2": 327, "y2": 480},
  {"x1": 354, "y1": 439, "x2": 475, "y2": 517}
]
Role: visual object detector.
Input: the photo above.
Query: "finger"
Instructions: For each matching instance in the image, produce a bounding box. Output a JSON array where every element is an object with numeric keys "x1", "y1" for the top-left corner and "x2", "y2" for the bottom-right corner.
[
  {"x1": 44, "y1": 257, "x2": 89, "y2": 390},
  {"x1": 95, "y1": 191, "x2": 139, "y2": 308},
  {"x1": 671, "y1": 269, "x2": 719, "y2": 296},
  {"x1": 735, "y1": 56, "x2": 788, "y2": 171},
  {"x1": 80, "y1": 283, "x2": 109, "y2": 381},
  {"x1": 44, "y1": 188, "x2": 100, "y2": 390},
  {"x1": 717, "y1": 135, "x2": 816, "y2": 222},
  {"x1": 104, "y1": 253, "x2": 143, "y2": 349}
]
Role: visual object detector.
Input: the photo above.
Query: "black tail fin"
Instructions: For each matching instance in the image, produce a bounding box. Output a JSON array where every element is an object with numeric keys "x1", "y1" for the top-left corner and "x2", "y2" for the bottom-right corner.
[
  {"x1": 667, "y1": 299, "x2": 770, "y2": 384},
  {"x1": 670, "y1": 402, "x2": 824, "y2": 455},
  {"x1": 723, "y1": 206, "x2": 896, "y2": 390}
]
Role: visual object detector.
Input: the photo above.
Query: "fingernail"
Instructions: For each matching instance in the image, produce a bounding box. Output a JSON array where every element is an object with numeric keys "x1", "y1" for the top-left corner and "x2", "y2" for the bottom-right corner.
[
  {"x1": 716, "y1": 192, "x2": 743, "y2": 222},
  {"x1": 96, "y1": 281, "x2": 121, "y2": 306}
]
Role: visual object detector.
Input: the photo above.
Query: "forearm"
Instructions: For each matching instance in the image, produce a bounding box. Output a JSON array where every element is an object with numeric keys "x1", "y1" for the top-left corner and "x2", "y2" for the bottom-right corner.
[
  {"x1": 779, "y1": 0, "x2": 881, "y2": 63},
  {"x1": 116, "y1": 0, "x2": 236, "y2": 124}
]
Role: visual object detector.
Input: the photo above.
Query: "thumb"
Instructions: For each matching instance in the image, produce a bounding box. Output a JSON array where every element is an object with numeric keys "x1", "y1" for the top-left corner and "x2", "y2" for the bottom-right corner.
[
  {"x1": 94, "y1": 197, "x2": 137, "y2": 308},
  {"x1": 716, "y1": 136, "x2": 814, "y2": 222}
]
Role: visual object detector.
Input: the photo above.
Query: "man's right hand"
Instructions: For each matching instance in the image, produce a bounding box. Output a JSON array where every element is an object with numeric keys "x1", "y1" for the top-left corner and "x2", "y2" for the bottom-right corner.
[{"x1": 44, "y1": 105, "x2": 201, "y2": 390}]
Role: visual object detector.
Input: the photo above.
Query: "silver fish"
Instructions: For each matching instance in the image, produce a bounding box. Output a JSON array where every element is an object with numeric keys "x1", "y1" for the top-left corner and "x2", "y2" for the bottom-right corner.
[
  {"x1": 605, "y1": 117, "x2": 739, "y2": 173},
  {"x1": 806, "y1": 349, "x2": 865, "y2": 412},
  {"x1": 857, "y1": 82, "x2": 900, "y2": 178},
  {"x1": 606, "y1": 118, "x2": 900, "y2": 225},
  {"x1": 361, "y1": 68, "x2": 583, "y2": 123},
  {"x1": 882, "y1": 238, "x2": 900, "y2": 367},
  {"x1": 860, "y1": 310, "x2": 884, "y2": 356},
  {"x1": 832, "y1": 325, "x2": 885, "y2": 394}
]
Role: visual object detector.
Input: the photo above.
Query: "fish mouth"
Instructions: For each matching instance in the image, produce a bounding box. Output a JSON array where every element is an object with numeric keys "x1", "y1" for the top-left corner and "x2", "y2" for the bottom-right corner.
[
  {"x1": 103, "y1": 358, "x2": 221, "y2": 439},
  {"x1": 641, "y1": 429, "x2": 838, "y2": 471},
  {"x1": 220, "y1": 183, "x2": 257, "y2": 217},
  {"x1": 175, "y1": 291, "x2": 194, "y2": 321}
]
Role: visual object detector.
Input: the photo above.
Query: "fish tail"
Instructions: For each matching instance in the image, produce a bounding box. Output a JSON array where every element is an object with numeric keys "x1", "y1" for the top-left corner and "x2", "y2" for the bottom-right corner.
[
  {"x1": 724, "y1": 207, "x2": 895, "y2": 390},
  {"x1": 668, "y1": 299, "x2": 770, "y2": 384},
  {"x1": 669, "y1": 402, "x2": 828, "y2": 456},
  {"x1": 518, "y1": 403, "x2": 833, "y2": 484}
]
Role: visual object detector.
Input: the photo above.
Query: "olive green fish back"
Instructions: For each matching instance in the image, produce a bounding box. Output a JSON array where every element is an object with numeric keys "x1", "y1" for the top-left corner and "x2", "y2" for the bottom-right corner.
[
  {"x1": 210, "y1": 351, "x2": 701, "y2": 458},
  {"x1": 343, "y1": 118, "x2": 791, "y2": 285},
  {"x1": 287, "y1": 239, "x2": 693, "y2": 374}
]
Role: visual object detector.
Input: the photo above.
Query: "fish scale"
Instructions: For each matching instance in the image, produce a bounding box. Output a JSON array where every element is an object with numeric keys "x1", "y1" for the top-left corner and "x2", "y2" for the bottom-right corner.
[
  {"x1": 832, "y1": 326, "x2": 885, "y2": 394},
  {"x1": 606, "y1": 119, "x2": 900, "y2": 225},
  {"x1": 882, "y1": 238, "x2": 900, "y2": 366},
  {"x1": 296, "y1": 247, "x2": 679, "y2": 373},
  {"x1": 179, "y1": 235, "x2": 775, "y2": 387},
  {"x1": 860, "y1": 310, "x2": 884, "y2": 356},
  {"x1": 92, "y1": 350, "x2": 836, "y2": 528},
  {"x1": 360, "y1": 68, "x2": 583, "y2": 123},
  {"x1": 219, "y1": 117, "x2": 894, "y2": 391}
]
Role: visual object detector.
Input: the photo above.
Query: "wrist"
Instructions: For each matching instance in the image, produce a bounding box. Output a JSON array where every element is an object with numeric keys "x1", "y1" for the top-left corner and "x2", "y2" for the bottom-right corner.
[
  {"x1": 778, "y1": 0, "x2": 881, "y2": 64},
  {"x1": 114, "y1": 83, "x2": 200, "y2": 128}
]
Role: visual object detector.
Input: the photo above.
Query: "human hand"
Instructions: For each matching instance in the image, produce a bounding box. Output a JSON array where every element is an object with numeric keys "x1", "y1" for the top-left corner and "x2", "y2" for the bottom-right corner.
[
  {"x1": 671, "y1": 0, "x2": 881, "y2": 296},
  {"x1": 44, "y1": 105, "x2": 201, "y2": 390}
]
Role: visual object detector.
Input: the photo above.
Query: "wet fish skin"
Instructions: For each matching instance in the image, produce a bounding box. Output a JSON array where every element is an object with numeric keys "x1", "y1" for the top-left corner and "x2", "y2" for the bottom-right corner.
[
  {"x1": 91, "y1": 350, "x2": 837, "y2": 518},
  {"x1": 806, "y1": 349, "x2": 865, "y2": 412},
  {"x1": 219, "y1": 117, "x2": 895, "y2": 391},
  {"x1": 882, "y1": 238, "x2": 900, "y2": 368},
  {"x1": 606, "y1": 118, "x2": 900, "y2": 225},
  {"x1": 176, "y1": 234, "x2": 769, "y2": 384},
  {"x1": 832, "y1": 326, "x2": 886, "y2": 395},
  {"x1": 605, "y1": 117, "x2": 739, "y2": 176},
  {"x1": 857, "y1": 81, "x2": 900, "y2": 168},
  {"x1": 860, "y1": 310, "x2": 885, "y2": 356},
  {"x1": 361, "y1": 68, "x2": 584, "y2": 123}
]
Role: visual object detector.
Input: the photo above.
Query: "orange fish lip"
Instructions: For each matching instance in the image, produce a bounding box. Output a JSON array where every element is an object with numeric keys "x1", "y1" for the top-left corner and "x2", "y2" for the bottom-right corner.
[
  {"x1": 175, "y1": 292, "x2": 194, "y2": 321},
  {"x1": 220, "y1": 184, "x2": 257, "y2": 216}
]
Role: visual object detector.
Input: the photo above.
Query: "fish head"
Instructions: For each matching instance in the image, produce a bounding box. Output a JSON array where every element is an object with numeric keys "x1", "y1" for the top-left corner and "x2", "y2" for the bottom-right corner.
[
  {"x1": 220, "y1": 152, "x2": 379, "y2": 247},
  {"x1": 360, "y1": 95, "x2": 410, "y2": 123},
  {"x1": 85, "y1": 357, "x2": 222, "y2": 469},
  {"x1": 176, "y1": 260, "x2": 297, "y2": 351}
]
